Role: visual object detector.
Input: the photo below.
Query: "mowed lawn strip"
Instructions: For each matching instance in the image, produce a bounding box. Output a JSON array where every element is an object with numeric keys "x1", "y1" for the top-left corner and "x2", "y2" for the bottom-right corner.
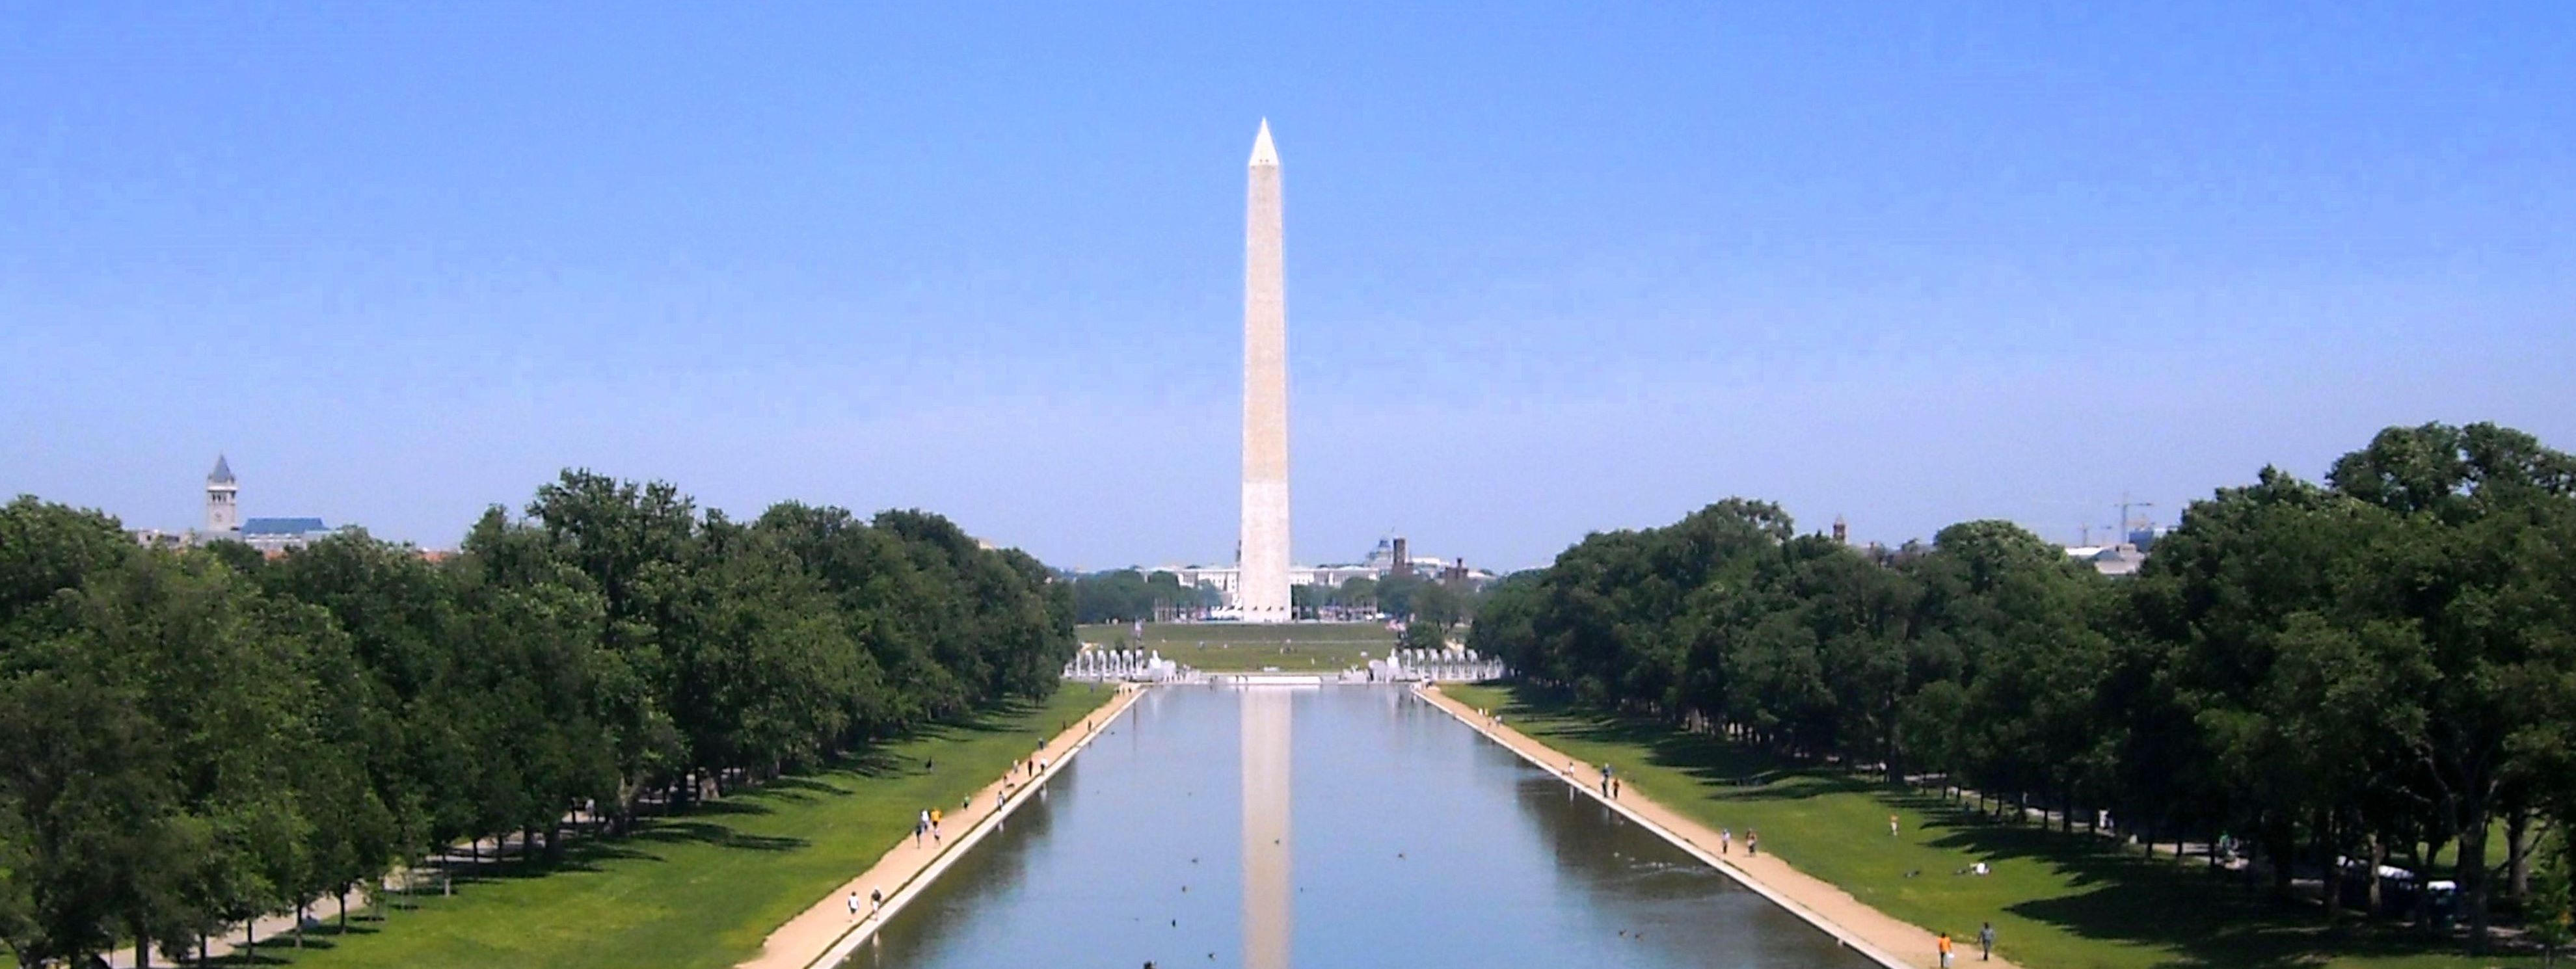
[
  {"x1": 1443, "y1": 684, "x2": 2540, "y2": 969},
  {"x1": 267, "y1": 686, "x2": 1115, "y2": 969},
  {"x1": 1077, "y1": 622, "x2": 1395, "y2": 672}
]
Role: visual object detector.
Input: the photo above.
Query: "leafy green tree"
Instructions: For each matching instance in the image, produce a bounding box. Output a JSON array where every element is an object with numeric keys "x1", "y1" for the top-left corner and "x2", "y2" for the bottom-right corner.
[
  {"x1": 1399, "y1": 619, "x2": 1447, "y2": 652},
  {"x1": 1380, "y1": 422, "x2": 2576, "y2": 949},
  {"x1": 521, "y1": 475, "x2": 695, "y2": 821},
  {"x1": 2321, "y1": 423, "x2": 2576, "y2": 948},
  {"x1": 1410, "y1": 580, "x2": 1466, "y2": 630},
  {"x1": 1075, "y1": 569, "x2": 1217, "y2": 624},
  {"x1": 2, "y1": 471, "x2": 1091, "y2": 967},
  {"x1": 0, "y1": 496, "x2": 133, "y2": 640},
  {"x1": 2534, "y1": 832, "x2": 2574, "y2": 967},
  {"x1": 0, "y1": 669, "x2": 177, "y2": 965},
  {"x1": 1331, "y1": 576, "x2": 1379, "y2": 615},
  {"x1": 257, "y1": 531, "x2": 466, "y2": 906}
]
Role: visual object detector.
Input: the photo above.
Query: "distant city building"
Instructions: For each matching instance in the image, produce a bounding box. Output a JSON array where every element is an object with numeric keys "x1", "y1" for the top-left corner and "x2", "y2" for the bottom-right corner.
[
  {"x1": 2064, "y1": 543, "x2": 2147, "y2": 577},
  {"x1": 2063, "y1": 524, "x2": 2168, "y2": 577},
  {"x1": 1144, "y1": 534, "x2": 1499, "y2": 617},
  {"x1": 129, "y1": 528, "x2": 189, "y2": 550},
  {"x1": 129, "y1": 457, "x2": 343, "y2": 554},
  {"x1": 241, "y1": 516, "x2": 337, "y2": 555},
  {"x1": 205, "y1": 455, "x2": 239, "y2": 536}
]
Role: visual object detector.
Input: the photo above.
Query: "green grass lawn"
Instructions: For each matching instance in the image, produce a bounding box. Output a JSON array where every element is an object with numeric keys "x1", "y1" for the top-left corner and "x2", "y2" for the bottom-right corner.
[
  {"x1": 1443, "y1": 684, "x2": 2542, "y2": 969},
  {"x1": 237, "y1": 685, "x2": 1116, "y2": 969},
  {"x1": 1077, "y1": 622, "x2": 1395, "y2": 672}
]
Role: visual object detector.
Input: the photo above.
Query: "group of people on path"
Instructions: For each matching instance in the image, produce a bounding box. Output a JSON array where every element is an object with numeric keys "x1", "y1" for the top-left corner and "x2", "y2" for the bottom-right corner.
[
  {"x1": 1467, "y1": 693, "x2": 1992, "y2": 967},
  {"x1": 1503, "y1": 695, "x2": 2001, "y2": 969},
  {"x1": 1933, "y1": 923, "x2": 1996, "y2": 965},
  {"x1": 914, "y1": 808, "x2": 945, "y2": 847},
  {"x1": 1558, "y1": 758, "x2": 1628, "y2": 801},
  {"x1": 854, "y1": 732, "x2": 1082, "y2": 929},
  {"x1": 1715, "y1": 826, "x2": 1755, "y2": 856}
]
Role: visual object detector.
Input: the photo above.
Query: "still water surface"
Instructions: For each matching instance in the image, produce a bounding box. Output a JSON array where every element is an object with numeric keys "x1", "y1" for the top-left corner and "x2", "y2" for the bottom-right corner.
[{"x1": 853, "y1": 686, "x2": 1870, "y2": 968}]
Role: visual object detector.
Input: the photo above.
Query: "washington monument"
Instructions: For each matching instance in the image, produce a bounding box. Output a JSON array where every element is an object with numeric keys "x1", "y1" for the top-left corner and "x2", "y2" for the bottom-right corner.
[{"x1": 1239, "y1": 120, "x2": 1291, "y2": 622}]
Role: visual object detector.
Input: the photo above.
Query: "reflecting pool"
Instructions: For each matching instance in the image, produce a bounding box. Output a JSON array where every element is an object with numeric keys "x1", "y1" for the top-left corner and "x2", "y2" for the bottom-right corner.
[{"x1": 852, "y1": 686, "x2": 1871, "y2": 968}]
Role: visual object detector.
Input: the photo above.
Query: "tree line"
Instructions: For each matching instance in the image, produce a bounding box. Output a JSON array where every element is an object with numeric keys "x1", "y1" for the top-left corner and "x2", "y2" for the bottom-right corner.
[
  {"x1": 0, "y1": 470, "x2": 1077, "y2": 967},
  {"x1": 1292, "y1": 571, "x2": 1473, "y2": 629},
  {"x1": 1072, "y1": 567, "x2": 1479, "y2": 628},
  {"x1": 1470, "y1": 422, "x2": 2576, "y2": 954},
  {"x1": 1070, "y1": 569, "x2": 1220, "y2": 624}
]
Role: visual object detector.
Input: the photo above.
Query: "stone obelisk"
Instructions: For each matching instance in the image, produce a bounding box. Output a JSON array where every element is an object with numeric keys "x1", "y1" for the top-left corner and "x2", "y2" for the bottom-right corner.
[{"x1": 1239, "y1": 120, "x2": 1291, "y2": 623}]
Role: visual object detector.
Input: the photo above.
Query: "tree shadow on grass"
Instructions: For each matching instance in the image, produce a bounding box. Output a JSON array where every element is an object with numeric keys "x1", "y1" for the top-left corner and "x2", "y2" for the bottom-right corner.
[
  {"x1": 633, "y1": 820, "x2": 808, "y2": 853},
  {"x1": 764, "y1": 775, "x2": 854, "y2": 799},
  {"x1": 1495, "y1": 689, "x2": 1808, "y2": 791},
  {"x1": 2008, "y1": 883, "x2": 2485, "y2": 969},
  {"x1": 687, "y1": 797, "x2": 777, "y2": 817},
  {"x1": 205, "y1": 951, "x2": 293, "y2": 966},
  {"x1": 291, "y1": 920, "x2": 381, "y2": 940},
  {"x1": 825, "y1": 747, "x2": 907, "y2": 780},
  {"x1": 434, "y1": 836, "x2": 669, "y2": 888},
  {"x1": 946, "y1": 701, "x2": 1049, "y2": 736}
]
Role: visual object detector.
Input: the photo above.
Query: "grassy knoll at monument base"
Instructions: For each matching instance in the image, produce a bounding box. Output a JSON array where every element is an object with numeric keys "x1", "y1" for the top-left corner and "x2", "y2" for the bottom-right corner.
[
  {"x1": 1443, "y1": 683, "x2": 2543, "y2": 969},
  {"x1": 256, "y1": 686, "x2": 1112, "y2": 969},
  {"x1": 1078, "y1": 621, "x2": 1395, "y2": 672}
]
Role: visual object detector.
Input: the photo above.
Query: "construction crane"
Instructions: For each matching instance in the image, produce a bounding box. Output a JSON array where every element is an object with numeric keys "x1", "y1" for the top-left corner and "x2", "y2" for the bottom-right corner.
[{"x1": 2113, "y1": 494, "x2": 2158, "y2": 546}]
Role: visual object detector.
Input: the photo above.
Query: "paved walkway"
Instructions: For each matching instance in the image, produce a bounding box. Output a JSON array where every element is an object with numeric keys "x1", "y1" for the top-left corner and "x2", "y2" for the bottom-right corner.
[
  {"x1": 1419, "y1": 685, "x2": 2020, "y2": 969},
  {"x1": 102, "y1": 887, "x2": 373, "y2": 968},
  {"x1": 738, "y1": 684, "x2": 1146, "y2": 969}
]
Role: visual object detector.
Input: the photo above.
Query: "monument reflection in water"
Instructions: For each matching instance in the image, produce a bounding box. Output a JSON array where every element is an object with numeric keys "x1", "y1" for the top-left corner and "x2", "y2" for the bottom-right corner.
[
  {"x1": 853, "y1": 687, "x2": 1871, "y2": 968},
  {"x1": 1241, "y1": 687, "x2": 1293, "y2": 969}
]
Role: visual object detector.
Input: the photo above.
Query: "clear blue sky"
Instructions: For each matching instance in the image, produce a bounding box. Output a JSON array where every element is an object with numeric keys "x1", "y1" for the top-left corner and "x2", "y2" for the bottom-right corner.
[{"x1": 5, "y1": 4, "x2": 2571, "y2": 571}]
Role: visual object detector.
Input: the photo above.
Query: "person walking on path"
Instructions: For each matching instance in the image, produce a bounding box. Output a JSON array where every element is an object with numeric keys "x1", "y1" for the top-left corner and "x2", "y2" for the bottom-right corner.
[
  {"x1": 1978, "y1": 922, "x2": 1994, "y2": 961},
  {"x1": 1938, "y1": 931, "x2": 1954, "y2": 968},
  {"x1": 870, "y1": 888, "x2": 883, "y2": 917},
  {"x1": 1747, "y1": 829, "x2": 1759, "y2": 856},
  {"x1": 1720, "y1": 828, "x2": 1732, "y2": 855},
  {"x1": 847, "y1": 891, "x2": 860, "y2": 920}
]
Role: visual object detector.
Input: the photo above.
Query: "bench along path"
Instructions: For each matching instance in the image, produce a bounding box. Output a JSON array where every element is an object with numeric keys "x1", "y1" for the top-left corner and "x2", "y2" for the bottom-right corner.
[
  {"x1": 1417, "y1": 684, "x2": 2020, "y2": 969},
  {"x1": 738, "y1": 684, "x2": 1146, "y2": 969}
]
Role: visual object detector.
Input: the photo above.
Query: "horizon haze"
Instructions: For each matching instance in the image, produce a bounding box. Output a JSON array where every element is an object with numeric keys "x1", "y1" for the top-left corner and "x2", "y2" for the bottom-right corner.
[{"x1": 5, "y1": 4, "x2": 2572, "y2": 572}]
